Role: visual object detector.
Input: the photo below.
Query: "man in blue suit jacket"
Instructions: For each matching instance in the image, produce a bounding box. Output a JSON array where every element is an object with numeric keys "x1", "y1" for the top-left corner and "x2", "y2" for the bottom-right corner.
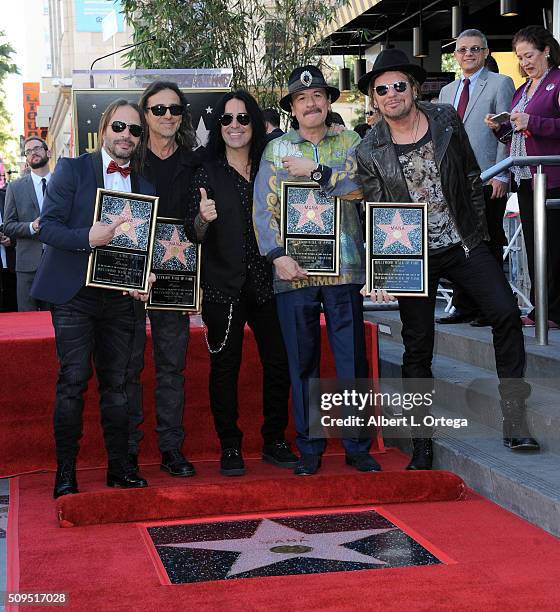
[{"x1": 31, "y1": 99, "x2": 156, "y2": 498}]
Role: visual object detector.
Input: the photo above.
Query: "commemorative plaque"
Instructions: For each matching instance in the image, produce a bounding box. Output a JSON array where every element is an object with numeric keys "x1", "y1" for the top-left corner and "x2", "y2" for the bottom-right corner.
[
  {"x1": 147, "y1": 217, "x2": 201, "y2": 312},
  {"x1": 280, "y1": 182, "x2": 340, "y2": 276},
  {"x1": 86, "y1": 189, "x2": 159, "y2": 293},
  {"x1": 366, "y1": 202, "x2": 428, "y2": 297}
]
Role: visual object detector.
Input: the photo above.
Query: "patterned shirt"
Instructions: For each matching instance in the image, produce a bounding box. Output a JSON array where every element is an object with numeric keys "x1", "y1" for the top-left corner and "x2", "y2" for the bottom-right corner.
[
  {"x1": 253, "y1": 127, "x2": 365, "y2": 294},
  {"x1": 395, "y1": 129, "x2": 461, "y2": 251},
  {"x1": 190, "y1": 159, "x2": 274, "y2": 305}
]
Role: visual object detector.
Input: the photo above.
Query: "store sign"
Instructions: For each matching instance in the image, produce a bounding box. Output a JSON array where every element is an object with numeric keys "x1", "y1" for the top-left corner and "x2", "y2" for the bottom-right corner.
[
  {"x1": 74, "y1": 0, "x2": 124, "y2": 33},
  {"x1": 23, "y1": 82, "x2": 41, "y2": 139}
]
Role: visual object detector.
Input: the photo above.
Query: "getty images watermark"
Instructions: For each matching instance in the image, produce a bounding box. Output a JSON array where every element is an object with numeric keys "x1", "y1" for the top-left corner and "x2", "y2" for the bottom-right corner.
[{"x1": 309, "y1": 379, "x2": 469, "y2": 439}]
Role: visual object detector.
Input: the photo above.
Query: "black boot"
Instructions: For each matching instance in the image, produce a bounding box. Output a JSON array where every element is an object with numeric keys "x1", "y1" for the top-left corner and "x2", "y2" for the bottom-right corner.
[
  {"x1": 501, "y1": 399, "x2": 540, "y2": 451},
  {"x1": 107, "y1": 458, "x2": 148, "y2": 488},
  {"x1": 53, "y1": 459, "x2": 78, "y2": 499},
  {"x1": 406, "y1": 438, "x2": 433, "y2": 470}
]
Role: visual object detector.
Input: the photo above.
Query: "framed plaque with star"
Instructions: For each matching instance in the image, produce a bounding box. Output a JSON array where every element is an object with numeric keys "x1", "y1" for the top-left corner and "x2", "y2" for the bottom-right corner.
[
  {"x1": 86, "y1": 188, "x2": 159, "y2": 293},
  {"x1": 280, "y1": 182, "x2": 340, "y2": 276},
  {"x1": 147, "y1": 217, "x2": 201, "y2": 312},
  {"x1": 365, "y1": 202, "x2": 428, "y2": 297}
]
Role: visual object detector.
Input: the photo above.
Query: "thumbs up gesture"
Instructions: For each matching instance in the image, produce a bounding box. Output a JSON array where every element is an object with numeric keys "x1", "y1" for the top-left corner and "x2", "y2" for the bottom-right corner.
[{"x1": 199, "y1": 187, "x2": 217, "y2": 223}]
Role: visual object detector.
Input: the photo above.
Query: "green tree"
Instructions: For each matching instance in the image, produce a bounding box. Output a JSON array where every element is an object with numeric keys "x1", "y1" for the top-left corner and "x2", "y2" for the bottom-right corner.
[
  {"x1": 0, "y1": 32, "x2": 18, "y2": 160},
  {"x1": 120, "y1": 0, "x2": 350, "y2": 107}
]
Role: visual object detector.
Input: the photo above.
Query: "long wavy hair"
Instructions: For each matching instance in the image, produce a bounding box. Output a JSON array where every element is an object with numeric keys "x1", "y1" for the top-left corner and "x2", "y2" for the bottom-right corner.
[
  {"x1": 206, "y1": 90, "x2": 267, "y2": 172},
  {"x1": 135, "y1": 81, "x2": 197, "y2": 171}
]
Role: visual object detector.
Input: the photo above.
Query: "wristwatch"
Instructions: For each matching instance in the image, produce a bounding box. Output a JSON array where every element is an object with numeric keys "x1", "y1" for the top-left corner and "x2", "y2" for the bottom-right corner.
[{"x1": 310, "y1": 164, "x2": 324, "y2": 182}]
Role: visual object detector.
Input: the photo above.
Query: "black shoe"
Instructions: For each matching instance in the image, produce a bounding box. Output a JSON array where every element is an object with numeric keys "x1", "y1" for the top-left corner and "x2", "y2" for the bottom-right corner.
[
  {"x1": 406, "y1": 438, "x2": 433, "y2": 470},
  {"x1": 128, "y1": 453, "x2": 139, "y2": 470},
  {"x1": 501, "y1": 399, "x2": 540, "y2": 452},
  {"x1": 53, "y1": 459, "x2": 78, "y2": 499},
  {"x1": 294, "y1": 454, "x2": 321, "y2": 475},
  {"x1": 345, "y1": 453, "x2": 382, "y2": 472},
  {"x1": 262, "y1": 440, "x2": 299, "y2": 468},
  {"x1": 161, "y1": 450, "x2": 195, "y2": 477},
  {"x1": 470, "y1": 318, "x2": 491, "y2": 327},
  {"x1": 107, "y1": 459, "x2": 148, "y2": 488},
  {"x1": 435, "y1": 312, "x2": 474, "y2": 324},
  {"x1": 220, "y1": 448, "x2": 245, "y2": 476}
]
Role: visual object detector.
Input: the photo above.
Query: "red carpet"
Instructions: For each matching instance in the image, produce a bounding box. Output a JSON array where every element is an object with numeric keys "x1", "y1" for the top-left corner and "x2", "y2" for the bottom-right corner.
[
  {"x1": 0, "y1": 312, "x2": 382, "y2": 477},
  {"x1": 8, "y1": 451, "x2": 560, "y2": 610},
  {"x1": 55, "y1": 452, "x2": 465, "y2": 527}
]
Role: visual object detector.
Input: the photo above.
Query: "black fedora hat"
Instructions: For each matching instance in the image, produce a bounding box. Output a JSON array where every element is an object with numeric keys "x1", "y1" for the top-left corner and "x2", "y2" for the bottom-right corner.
[
  {"x1": 279, "y1": 65, "x2": 340, "y2": 112},
  {"x1": 358, "y1": 49, "x2": 427, "y2": 96}
]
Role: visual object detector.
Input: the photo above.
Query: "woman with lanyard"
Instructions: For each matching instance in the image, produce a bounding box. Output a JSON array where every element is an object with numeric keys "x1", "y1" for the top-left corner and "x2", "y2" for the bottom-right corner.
[{"x1": 486, "y1": 25, "x2": 560, "y2": 328}]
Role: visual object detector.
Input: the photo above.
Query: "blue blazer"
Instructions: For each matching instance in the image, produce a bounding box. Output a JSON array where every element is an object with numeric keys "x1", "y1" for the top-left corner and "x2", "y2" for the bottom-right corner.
[{"x1": 31, "y1": 152, "x2": 155, "y2": 305}]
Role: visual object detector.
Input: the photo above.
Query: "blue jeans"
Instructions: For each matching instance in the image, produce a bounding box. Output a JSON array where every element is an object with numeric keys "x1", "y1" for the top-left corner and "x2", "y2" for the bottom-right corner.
[
  {"x1": 51, "y1": 286, "x2": 135, "y2": 461},
  {"x1": 275, "y1": 284, "x2": 371, "y2": 456}
]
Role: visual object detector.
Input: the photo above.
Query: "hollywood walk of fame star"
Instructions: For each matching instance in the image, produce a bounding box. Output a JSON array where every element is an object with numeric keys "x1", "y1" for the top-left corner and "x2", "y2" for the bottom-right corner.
[
  {"x1": 377, "y1": 211, "x2": 419, "y2": 249},
  {"x1": 106, "y1": 202, "x2": 147, "y2": 245},
  {"x1": 158, "y1": 227, "x2": 191, "y2": 266},
  {"x1": 205, "y1": 106, "x2": 213, "y2": 114},
  {"x1": 160, "y1": 518, "x2": 395, "y2": 577},
  {"x1": 292, "y1": 191, "x2": 332, "y2": 231}
]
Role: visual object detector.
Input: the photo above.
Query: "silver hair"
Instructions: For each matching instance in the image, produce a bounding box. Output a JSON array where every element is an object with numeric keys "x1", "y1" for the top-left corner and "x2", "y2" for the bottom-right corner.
[{"x1": 456, "y1": 29, "x2": 488, "y2": 49}]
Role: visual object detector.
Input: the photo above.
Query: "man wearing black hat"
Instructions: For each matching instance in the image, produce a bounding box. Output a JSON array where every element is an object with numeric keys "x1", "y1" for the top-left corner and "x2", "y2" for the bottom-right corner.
[
  {"x1": 254, "y1": 65, "x2": 377, "y2": 476},
  {"x1": 356, "y1": 49, "x2": 538, "y2": 468}
]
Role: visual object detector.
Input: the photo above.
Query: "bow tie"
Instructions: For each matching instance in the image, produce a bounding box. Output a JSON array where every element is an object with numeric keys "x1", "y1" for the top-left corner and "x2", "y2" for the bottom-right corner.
[{"x1": 107, "y1": 160, "x2": 132, "y2": 177}]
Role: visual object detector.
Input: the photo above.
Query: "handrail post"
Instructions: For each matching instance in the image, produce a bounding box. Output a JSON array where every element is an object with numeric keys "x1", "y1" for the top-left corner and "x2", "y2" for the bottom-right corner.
[{"x1": 534, "y1": 165, "x2": 548, "y2": 345}]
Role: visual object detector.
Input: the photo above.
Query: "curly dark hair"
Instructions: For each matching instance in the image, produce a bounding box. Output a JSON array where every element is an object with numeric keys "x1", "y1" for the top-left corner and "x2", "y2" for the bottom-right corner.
[
  {"x1": 512, "y1": 25, "x2": 560, "y2": 77},
  {"x1": 206, "y1": 90, "x2": 267, "y2": 171},
  {"x1": 135, "y1": 80, "x2": 197, "y2": 170}
]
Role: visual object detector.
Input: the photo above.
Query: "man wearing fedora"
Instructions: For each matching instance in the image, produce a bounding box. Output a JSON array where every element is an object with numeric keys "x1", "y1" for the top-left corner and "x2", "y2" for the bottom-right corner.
[
  {"x1": 356, "y1": 49, "x2": 538, "y2": 468},
  {"x1": 254, "y1": 65, "x2": 377, "y2": 476}
]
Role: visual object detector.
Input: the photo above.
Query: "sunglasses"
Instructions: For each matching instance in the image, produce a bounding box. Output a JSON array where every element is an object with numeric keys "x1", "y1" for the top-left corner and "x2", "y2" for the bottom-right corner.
[
  {"x1": 455, "y1": 46, "x2": 487, "y2": 55},
  {"x1": 219, "y1": 113, "x2": 251, "y2": 126},
  {"x1": 110, "y1": 121, "x2": 143, "y2": 138},
  {"x1": 146, "y1": 104, "x2": 185, "y2": 117},
  {"x1": 374, "y1": 81, "x2": 409, "y2": 96},
  {"x1": 366, "y1": 110, "x2": 377, "y2": 116}
]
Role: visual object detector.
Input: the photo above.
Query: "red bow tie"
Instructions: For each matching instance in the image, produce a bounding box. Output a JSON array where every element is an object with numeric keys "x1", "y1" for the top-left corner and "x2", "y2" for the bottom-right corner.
[{"x1": 107, "y1": 160, "x2": 132, "y2": 177}]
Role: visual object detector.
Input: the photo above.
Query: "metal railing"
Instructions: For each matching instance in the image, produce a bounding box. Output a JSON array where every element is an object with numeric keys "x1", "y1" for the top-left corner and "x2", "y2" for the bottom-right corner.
[{"x1": 481, "y1": 155, "x2": 560, "y2": 346}]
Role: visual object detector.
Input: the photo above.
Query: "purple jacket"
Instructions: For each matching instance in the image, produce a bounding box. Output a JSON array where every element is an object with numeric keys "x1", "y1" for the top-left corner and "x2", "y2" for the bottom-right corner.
[{"x1": 505, "y1": 67, "x2": 560, "y2": 188}]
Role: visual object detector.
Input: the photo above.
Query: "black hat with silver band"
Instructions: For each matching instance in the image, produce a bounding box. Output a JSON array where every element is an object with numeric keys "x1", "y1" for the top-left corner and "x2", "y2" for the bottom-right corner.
[{"x1": 279, "y1": 65, "x2": 340, "y2": 112}]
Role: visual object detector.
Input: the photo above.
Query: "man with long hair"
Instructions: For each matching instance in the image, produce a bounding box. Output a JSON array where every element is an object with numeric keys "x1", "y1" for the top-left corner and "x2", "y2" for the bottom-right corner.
[
  {"x1": 253, "y1": 66, "x2": 377, "y2": 476},
  {"x1": 31, "y1": 99, "x2": 155, "y2": 497},
  {"x1": 185, "y1": 90, "x2": 296, "y2": 476},
  {"x1": 357, "y1": 49, "x2": 538, "y2": 467},
  {"x1": 126, "y1": 81, "x2": 199, "y2": 477}
]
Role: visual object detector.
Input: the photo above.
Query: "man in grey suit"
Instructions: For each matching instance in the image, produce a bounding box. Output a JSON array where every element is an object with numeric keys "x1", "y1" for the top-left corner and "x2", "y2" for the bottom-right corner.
[
  {"x1": 437, "y1": 29, "x2": 515, "y2": 326},
  {"x1": 4, "y1": 137, "x2": 52, "y2": 311}
]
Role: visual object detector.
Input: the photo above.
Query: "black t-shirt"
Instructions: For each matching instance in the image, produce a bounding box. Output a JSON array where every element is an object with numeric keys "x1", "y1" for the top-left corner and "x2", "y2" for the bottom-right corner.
[{"x1": 146, "y1": 148, "x2": 180, "y2": 217}]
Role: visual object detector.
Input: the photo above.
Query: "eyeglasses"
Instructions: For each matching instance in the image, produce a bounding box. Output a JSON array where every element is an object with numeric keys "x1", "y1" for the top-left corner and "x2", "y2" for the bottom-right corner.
[
  {"x1": 24, "y1": 145, "x2": 46, "y2": 157},
  {"x1": 374, "y1": 81, "x2": 408, "y2": 96},
  {"x1": 366, "y1": 110, "x2": 378, "y2": 116},
  {"x1": 455, "y1": 46, "x2": 487, "y2": 55},
  {"x1": 146, "y1": 104, "x2": 185, "y2": 117},
  {"x1": 110, "y1": 121, "x2": 143, "y2": 138},
  {"x1": 219, "y1": 113, "x2": 251, "y2": 126}
]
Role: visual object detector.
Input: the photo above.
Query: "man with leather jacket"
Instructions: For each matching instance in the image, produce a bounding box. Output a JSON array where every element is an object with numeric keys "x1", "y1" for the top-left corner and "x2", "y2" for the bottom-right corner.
[{"x1": 356, "y1": 49, "x2": 539, "y2": 468}]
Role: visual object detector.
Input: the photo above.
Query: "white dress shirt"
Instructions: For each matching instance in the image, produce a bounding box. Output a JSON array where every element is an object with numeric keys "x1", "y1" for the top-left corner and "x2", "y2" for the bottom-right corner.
[
  {"x1": 29, "y1": 170, "x2": 51, "y2": 235},
  {"x1": 102, "y1": 148, "x2": 132, "y2": 192}
]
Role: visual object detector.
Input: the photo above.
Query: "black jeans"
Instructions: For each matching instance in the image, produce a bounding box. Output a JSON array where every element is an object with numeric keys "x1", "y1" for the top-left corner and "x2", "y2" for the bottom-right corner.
[
  {"x1": 51, "y1": 286, "x2": 135, "y2": 462},
  {"x1": 451, "y1": 185, "x2": 507, "y2": 315},
  {"x1": 202, "y1": 285, "x2": 291, "y2": 449},
  {"x1": 126, "y1": 301, "x2": 189, "y2": 454},
  {"x1": 517, "y1": 179, "x2": 560, "y2": 324},
  {"x1": 398, "y1": 243, "x2": 530, "y2": 402}
]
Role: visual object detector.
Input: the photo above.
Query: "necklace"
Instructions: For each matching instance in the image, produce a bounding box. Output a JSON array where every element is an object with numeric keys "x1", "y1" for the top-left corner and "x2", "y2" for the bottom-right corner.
[
  {"x1": 390, "y1": 109, "x2": 421, "y2": 145},
  {"x1": 227, "y1": 156, "x2": 251, "y2": 179}
]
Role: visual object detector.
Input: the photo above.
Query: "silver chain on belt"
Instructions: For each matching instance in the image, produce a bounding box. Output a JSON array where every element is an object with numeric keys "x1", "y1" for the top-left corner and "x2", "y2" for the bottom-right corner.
[{"x1": 203, "y1": 302, "x2": 234, "y2": 354}]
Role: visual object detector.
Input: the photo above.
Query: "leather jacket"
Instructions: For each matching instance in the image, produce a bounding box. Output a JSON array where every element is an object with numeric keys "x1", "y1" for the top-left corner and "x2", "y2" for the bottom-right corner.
[{"x1": 356, "y1": 101, "x2": 488, "y2": 255}]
